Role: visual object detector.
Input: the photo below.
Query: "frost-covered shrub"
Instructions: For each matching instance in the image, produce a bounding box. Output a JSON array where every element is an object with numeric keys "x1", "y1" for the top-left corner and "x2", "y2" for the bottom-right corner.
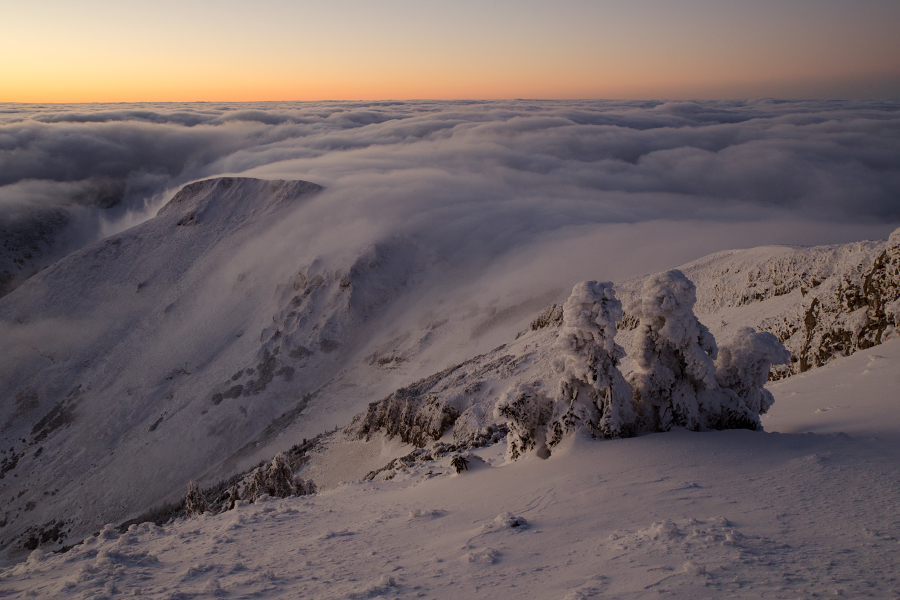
[
  {"x1": 495, "y1": 382, "x2": 553, "y2": 460},
  {"x1": 267, "y1": 452, "x2": 295, "y2": 498},
  {"x1": 243, "y1": 453, "x2": 316, "y2": 502},
  {"x1": 243, "y1": 467, "x2": 269, "y2": 503},
  {"x1": 550, "y1": 280, "x2": 636, "y2": 442},
  {"x1": 708, "y1": 327, "x2": 791, "y2": 430},
  {"x1": 629, "y1": 270, "x2": 718, "y2": 432},
  {"x1": 226, "y1": 486, "x2": 240, "y2": 511},
  {"x1": 347, "y1": 391, "x2": 460, "y2": 447},
  {"x1": 293, "y1": 475, "x2": 317, "y2": 496},
  {"x1": 184, "y1": 481, "x2": 208, "y2": 517},
  {"x1": 885, "y1": 298, "x2": 900, "y2": 341}
]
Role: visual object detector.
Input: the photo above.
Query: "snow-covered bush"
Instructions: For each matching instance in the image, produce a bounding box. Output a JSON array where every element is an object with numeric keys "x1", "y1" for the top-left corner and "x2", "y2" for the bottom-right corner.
[
  {"x1": 497, "y1": 281, "x2": 636, "y2": 459},
  {"x1": 347, "y1": 391, "x2": 460, "y2": 448},
  {"x1": 495, "y1": 382, "x2": 553, "y2": 460},
  {"x1": 184, "y1": 481, "x2": 208, "y2": 517},
  {"x1": 629, "y1": 270, "x2": 719, "y2": 432},
  {"x1": 243, "y1": 452, "x2": 316, "y2": 502},
  {"x1": 226, "y1": 486, "x2": 240, "y2": 511},
  {"x1": 243, "y1": 467, "x2": 269, "y2": 503},
  {"x1": 267, "y1": 452, "x2": 295, "y2": 498},
  {"x1": 885, "y1": 298, "x2": 900, "y2": 341},
  {"x1": 708, "y1": 327, "x2": 791, "y2": 430},
  {"x1": 550, "y1": 280, "x2": 636, "y2": 442},
  {"x1": 293, "y1": 476, "x2": 317, "y2": 496}
]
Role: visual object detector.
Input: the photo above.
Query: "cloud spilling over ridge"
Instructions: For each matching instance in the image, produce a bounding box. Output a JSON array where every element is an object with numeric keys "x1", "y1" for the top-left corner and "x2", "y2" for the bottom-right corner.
[{"x1": 1, "y1": 99, "x2": 899, "y2": 294}]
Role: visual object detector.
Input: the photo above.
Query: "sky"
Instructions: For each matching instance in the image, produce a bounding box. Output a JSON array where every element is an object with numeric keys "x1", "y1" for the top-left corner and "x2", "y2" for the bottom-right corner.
[{"x1": 3, "y1": 0, "x2": 900, "y2": 102}]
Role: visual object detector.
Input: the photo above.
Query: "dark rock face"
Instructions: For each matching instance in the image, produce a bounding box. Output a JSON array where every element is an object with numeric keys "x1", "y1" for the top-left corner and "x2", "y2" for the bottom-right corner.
[
  {"x1": 346, "y1": 348, "x2": 522, "y2": 447},
  {"x1": 612, "y1": 229, "x2": 900, "y2": 380},
  {"x1": 530, "y1": 304, "x2": 563, "y2": 330},
  {"x1": 349, "y1": 393, "x2": 460, "y2": 448},
  {"x1": 765, "y1": 230, "x2": 900, "y2": 378}
]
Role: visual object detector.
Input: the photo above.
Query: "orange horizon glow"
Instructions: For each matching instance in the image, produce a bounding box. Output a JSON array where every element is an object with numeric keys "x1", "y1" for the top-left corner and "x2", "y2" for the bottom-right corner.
[
  {"x1": 5, "y1": 69, "x2": 899, "y2": 104},
  {"x1": 3, "y1": 0, "x2": 899, "y2": 103}
]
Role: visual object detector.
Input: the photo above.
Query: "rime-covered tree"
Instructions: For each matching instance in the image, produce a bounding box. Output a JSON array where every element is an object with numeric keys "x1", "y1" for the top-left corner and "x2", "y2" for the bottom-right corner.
[
  {"x1": 243, "y1": 453, "x2": 316, "y2": 502},
  {"x1": 707, "y1": 327, "x2": 791, "y2": 430},
  {"x1": 266, "y1": 452, "x2": 295, "y2": 498},
  {"x1": 243, "y1": 466, "x2": 269, "y2": 503},
  {"x1": 226, "y1": 485, "x2": 240, "y2": 511},
  {"x1": 629, "y1": 270, "x2": 718, "y2": 432},
  {"x1": 549, "y1": 280, "x2": 636, "y2": 442},
  {"x1": 184, "y1": 481, "x2": 208, "y2": 517},
  {"x1": 495, "y1": 382, "x2": 553, "y2": 460}
]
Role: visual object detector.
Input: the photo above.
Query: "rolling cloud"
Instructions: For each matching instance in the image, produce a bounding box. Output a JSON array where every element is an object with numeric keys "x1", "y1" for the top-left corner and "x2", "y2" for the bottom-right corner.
[{"x1": 1, "y1": 99, "x2": 899, "y2": 296}]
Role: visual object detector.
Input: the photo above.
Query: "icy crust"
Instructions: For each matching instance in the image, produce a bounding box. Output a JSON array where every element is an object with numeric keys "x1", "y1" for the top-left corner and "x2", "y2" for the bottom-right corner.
[{"x1": 616, "y1": 227, "x2": 900, "y2": 378}]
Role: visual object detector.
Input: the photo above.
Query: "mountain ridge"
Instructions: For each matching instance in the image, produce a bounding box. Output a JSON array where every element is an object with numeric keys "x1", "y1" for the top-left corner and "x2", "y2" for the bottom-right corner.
[{"x1": 1, "y1": 176, "x2": 898, "y2": 563}]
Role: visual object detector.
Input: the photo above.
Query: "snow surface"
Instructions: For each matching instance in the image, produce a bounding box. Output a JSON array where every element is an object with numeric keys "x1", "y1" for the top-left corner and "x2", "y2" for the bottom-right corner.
[
  {"x1": 765, "y1": 337, "x2": 900, "y2": 437},
  {"x1": 2, "y1": 340, "x2": 898, "y2": 598},
  {"x1": 2, "y1": 179, "x2": 896, "y2": 566},
  {"x1": 1, "y1": 164, "x2": 898, "y2": 597}
]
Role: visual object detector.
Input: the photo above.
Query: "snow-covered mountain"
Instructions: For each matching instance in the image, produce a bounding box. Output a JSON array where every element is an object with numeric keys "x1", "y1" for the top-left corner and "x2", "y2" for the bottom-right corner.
[
  {"x1": 0, "y1": 178, "x2": 435, "y2": 561},
  {"x1": 617, "y1": 231, "x2": 900, "y2": 378},
  {"x1": 324, "y1": 229, "x2": 900, "y2": 470},
  {"x1": 1, "y1": 176, "x2": 898, "y2": 568}
]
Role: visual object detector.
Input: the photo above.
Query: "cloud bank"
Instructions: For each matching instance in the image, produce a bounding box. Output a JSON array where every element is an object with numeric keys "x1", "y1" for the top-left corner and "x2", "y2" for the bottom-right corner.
[{"x1": 1, "y1": 99, "x2": 899, "y2": 295}]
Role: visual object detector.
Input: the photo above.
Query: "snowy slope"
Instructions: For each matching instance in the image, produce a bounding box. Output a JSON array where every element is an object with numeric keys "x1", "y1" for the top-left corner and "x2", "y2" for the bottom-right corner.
[
  {"x1": 3, "y1": 339, "x2": 898, "y2": 599},
  {"x1": 310, "y1": 230, "x2": 900, "y2": 475},
  {"x1": 0, "y1": 175, "x2": 554, "y2": 562},
  {"x1": 0, "y1": 178, "x2": 334, "y2": 558},
  {"x1": 764, "y1": 335, "x2": 900, "y2": 436},
  {"x1": 1, "y1": 173, "x2": 897, "y2": 565},
  {"x1": 0, "y1": 177, "x2": 447, "y2": 562},
  {"x1": 616, "y1": 230, "x2": 900, "y2": 378}
]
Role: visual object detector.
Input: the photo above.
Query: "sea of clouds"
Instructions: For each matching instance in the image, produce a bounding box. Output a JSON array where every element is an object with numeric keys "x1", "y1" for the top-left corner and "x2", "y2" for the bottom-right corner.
[{"x1": 2, "y1": 99, "x2": 899, "y2": 290}]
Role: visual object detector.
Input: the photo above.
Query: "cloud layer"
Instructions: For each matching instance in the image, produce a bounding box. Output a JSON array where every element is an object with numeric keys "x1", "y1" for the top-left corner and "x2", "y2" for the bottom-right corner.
[{"x1": 2, "y1": 99, "x2": 899, "y2": 293}]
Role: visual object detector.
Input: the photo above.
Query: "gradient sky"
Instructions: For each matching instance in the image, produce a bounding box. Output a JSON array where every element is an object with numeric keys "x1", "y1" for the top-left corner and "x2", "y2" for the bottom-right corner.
[{"x1": 3, "y1": 0, "x2": 900, "y2": 102}]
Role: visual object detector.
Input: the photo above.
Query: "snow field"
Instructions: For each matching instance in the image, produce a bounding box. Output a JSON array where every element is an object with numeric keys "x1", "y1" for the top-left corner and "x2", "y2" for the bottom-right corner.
[
  {"x1": 5, "y1": 398, "x2": 899, "y2": 599},
  {"x1": 765, "y1": 337, "x2": 900, "y2": 436}
]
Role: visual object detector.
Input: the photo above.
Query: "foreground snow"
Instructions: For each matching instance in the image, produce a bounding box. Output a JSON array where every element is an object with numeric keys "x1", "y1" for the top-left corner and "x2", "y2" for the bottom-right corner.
[{"x1": 4, "y1": 341, "x2": 898, "y2": 599}]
